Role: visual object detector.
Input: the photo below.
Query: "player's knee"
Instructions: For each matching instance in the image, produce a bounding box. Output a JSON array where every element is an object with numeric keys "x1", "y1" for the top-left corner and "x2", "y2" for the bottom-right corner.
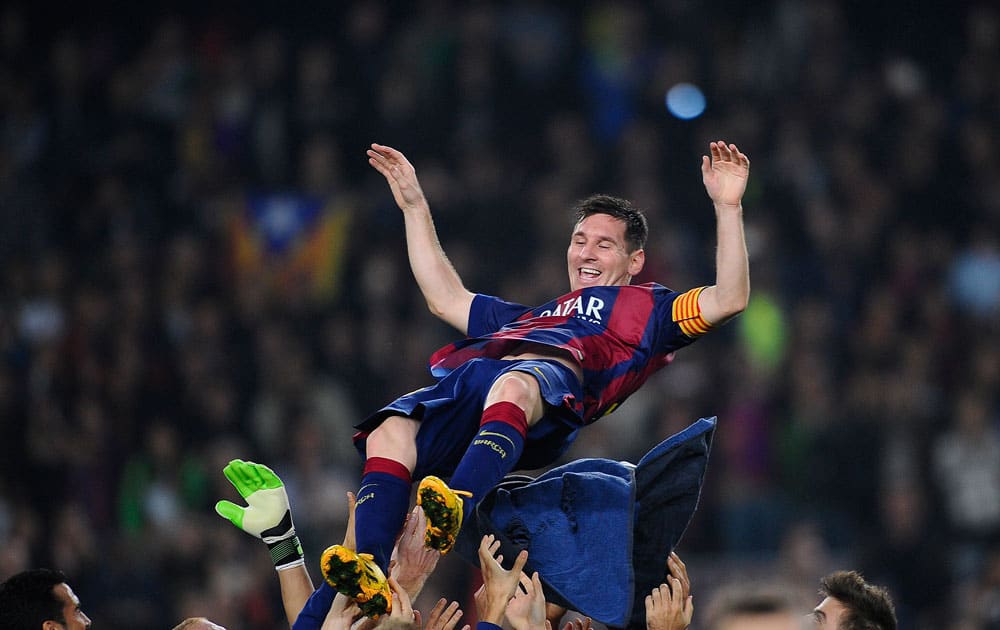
[
  {"x1": 490, "y1": 372, "x2": 541, "y2": 409},
  {"x1": 366, "y1": 416, "x2": 418, "y2": 459}
]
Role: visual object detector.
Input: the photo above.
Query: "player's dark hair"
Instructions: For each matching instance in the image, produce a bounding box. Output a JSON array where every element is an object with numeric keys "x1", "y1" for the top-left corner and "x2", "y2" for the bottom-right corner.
[
  {"x1": 819, "y1": 571, "x2": 897, "y2": 630},
  {"x1": 572, "y1": 194, "x2": 648, "y2": 253},
  {"x1": 0, "y1": 568, "x2": 69, "y2": 628}
]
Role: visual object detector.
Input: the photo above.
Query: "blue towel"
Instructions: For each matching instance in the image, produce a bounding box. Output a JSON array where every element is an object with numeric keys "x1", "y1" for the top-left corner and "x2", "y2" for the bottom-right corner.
[{"x1": 453, "y1": 417, "x2": 716, "y2": 629}]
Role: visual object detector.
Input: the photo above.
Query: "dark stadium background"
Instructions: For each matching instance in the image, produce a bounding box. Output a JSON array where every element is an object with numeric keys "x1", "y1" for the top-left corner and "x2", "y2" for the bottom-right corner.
[{"x1": 1, "y1": 2, "x2": 997, "y2": 628}]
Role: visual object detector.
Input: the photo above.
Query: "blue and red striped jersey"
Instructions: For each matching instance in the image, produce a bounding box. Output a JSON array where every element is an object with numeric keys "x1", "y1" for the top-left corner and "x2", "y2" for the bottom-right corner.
[{"x1": 428, "y1": 283, "x2": 713, "y2": 423}]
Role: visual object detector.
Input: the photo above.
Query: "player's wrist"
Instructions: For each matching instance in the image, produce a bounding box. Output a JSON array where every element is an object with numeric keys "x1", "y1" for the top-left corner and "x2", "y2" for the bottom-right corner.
[
  {"x1": 266, "y1": 533, "x2": 305, "y2": 570},
  {"x1": 712, "y1": 201, "x2": 743, "y2": 212},
  {"x1": 400, "y1": 197, "x2": 431, "y2": 214},
  {"x1": 394, "y1": 574, "x2": 427, "y2": 599}
]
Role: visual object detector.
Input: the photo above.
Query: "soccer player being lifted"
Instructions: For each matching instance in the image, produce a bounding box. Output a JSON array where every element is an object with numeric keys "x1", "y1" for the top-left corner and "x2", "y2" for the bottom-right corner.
[{"x1": 323, "y1": 140, "x2": 750, "y2": 617}]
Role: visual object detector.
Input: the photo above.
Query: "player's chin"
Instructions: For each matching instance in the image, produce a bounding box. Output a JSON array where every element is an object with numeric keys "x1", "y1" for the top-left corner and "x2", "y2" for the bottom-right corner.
[{"x1": 572, "y1": 275, "x2": 603, "y2": 291}]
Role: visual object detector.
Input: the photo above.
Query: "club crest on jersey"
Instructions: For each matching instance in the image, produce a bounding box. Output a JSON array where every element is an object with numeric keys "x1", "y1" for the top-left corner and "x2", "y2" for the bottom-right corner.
[{"x1": 538, "y1": 295, "x2": 605, "y2": 324}]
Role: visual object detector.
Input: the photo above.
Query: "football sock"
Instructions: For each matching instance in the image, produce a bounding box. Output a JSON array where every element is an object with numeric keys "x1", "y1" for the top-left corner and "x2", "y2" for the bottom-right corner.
[
  {"x1": 449, "y1": 401, "x2": 527, "y2": 512},
  {"x1": 353, "y1": 457, "x2": 411, "y2": 571}
]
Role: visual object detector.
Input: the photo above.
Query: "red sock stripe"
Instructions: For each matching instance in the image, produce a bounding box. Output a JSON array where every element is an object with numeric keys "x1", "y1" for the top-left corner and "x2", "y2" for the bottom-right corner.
[
  {"x1": 363, "y1": 457, "x2": 412, "y2": 483},
  {"x1": 481, "y1": 401, "x2": 528, "y2": 438}
]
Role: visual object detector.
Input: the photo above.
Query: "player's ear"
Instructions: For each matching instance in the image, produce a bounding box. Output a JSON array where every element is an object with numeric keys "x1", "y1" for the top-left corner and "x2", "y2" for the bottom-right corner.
[{"x1": 628, "y1": 249, "x2": 645, "y2": 277}]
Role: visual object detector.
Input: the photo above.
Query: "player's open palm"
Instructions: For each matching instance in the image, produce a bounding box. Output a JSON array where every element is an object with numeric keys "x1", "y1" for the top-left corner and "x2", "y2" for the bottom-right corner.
[
  {"x1": 506, "y1": 571, "x2": 547, "y2": 630},
  {"x1": 474, "y1": 534, "x2": 530, "y2": 624},
  {"x1": 423, "y1": 597, "x2": 469, "y2": 630},
  {"x1": 367, "y1": 143, "x2": 427, "y2": 212},
  {"x1": 701, "y1": 141, "x2": 749, "y2": 208}
]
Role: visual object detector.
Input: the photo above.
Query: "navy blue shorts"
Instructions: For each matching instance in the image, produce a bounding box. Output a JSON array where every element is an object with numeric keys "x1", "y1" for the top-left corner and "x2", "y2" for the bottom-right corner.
[{"x1": 353, "y1": 358, "x2": 584, "y2": 478}]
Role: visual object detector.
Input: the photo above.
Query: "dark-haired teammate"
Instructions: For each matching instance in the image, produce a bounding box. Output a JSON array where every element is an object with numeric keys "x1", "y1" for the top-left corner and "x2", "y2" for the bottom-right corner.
[
  {"x1": 322, "y1": 140, "x2": 750, "y2": 617},
  {"x1": 811, "y1": 571, "x2": 897, "y2": 630},
  {"x1": 0, "y1": 569, "x2": 92, "y2": 629}
]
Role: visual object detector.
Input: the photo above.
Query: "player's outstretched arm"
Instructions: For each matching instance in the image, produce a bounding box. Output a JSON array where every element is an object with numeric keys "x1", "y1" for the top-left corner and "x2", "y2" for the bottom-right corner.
[
  {"x1": 289, "y1": 491, "x2": 360, "y2": 630},
  {"x1": 215, "y1": 459, "x2": 313, "y2": 625},
  {"x1": 367, "y1": 143, "x2": 475, "y2": 333},
  {"x1": 697, "y1": 140, "x2": 750, "y2": 326}
]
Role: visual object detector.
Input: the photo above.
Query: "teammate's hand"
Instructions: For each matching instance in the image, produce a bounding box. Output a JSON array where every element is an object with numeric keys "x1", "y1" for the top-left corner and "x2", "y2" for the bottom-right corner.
[
  {"x1": 215, "y1": 459, "x2": 304, "y2": 570},
  {"x1": 506, "y1": 571, "x2": 547, "y2": 630},
  {"x1": 474, "y1": 534, "x2": 529, "y2": 624},
  {"x1": 390, "y1": 506, "x2": 439, "y2": 598}
]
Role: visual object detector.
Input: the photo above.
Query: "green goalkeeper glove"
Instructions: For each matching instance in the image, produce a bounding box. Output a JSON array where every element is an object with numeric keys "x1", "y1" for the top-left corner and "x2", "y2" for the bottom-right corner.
[{"x1": 215, "y1": 459, "x2": 305, "y2": 571}]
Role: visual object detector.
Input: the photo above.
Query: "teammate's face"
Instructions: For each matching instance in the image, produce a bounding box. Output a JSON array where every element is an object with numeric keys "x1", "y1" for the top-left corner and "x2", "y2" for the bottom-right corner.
[
  {"x1": 185, "y1": 620, "x2": 228, "y2": 630},
  {"x1": 49, "y1": 583, "x2": 91, "y2": 629},
  {"x1": 717, "y1": 612, "x2": 804, "y2": 630},
  {"x1": 567, "y1": 213, "x2": 644, "y2": 292},
  {"x1": 809, "y1": 596, "x2": 848, "y2": 628}
]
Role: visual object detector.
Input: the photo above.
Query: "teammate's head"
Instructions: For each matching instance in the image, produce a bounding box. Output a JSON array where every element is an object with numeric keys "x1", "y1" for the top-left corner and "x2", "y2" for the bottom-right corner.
[
  {"x1": 811, "y1": 571, "x2": 896, "y2": 630},
  {"x1": 0, "y1": 568, "x2": 92, "y2": 629},
  {"x1": 172, "y1": 617, "x2": 228, "y2": 630},
  {"x1": 705, "y1": 585, "x2": 804, "y2": 630},
  {"x1": 567, "y1": 194, "x2": 647, "y2": 291}
]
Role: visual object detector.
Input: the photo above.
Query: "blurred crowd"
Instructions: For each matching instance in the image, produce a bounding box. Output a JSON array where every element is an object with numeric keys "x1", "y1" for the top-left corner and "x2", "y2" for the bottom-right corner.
[{"x1": 1, "y1": 1, "x2": 999, "y2": 628}]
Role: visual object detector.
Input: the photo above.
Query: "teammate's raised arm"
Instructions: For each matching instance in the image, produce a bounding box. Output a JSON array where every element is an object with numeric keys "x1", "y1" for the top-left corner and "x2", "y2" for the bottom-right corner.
[
  {"x1": 697, "y1": 141, "x2": 750, "y2": 326},
  {"x1": 368, "y1": 143, "x2": 475, "y2": 333}
]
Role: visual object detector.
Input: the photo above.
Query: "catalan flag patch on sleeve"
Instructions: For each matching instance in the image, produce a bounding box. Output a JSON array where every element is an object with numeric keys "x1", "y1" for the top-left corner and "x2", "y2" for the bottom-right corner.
[{"x1": 672, "y1": 286, "x2": 713, "y2": 338}]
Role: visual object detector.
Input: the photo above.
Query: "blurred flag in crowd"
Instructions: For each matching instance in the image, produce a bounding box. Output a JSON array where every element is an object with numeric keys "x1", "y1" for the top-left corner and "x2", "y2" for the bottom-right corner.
[{"x1": 229, "y1": 193, "x2": 352, "y2": 302}]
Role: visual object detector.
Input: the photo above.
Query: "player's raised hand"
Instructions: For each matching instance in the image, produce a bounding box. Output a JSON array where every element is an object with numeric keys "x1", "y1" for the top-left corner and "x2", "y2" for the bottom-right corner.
[
  {"x1": 701, "y1": 141, "x2": 750, "y2": 209},
  {"x1": 367, "y1": 143, "x2": 428, "y2": 212},
  {"x1": 506, "y1": 571, "x2": 548, "y2": 630},
  {"x1": 215, "y1": 459, "x2": 305, "y2": 570},
  {"x1": 645, "y1": 580, "x2": 693, "y2": 630},
  {"x1": 341, "y1": 491, "x2": 357, "y2": 550},
  {"x1": 644, "y1": 551, "x2": 694, "y2": 630},
  {"x1": 474, "y1": 534, "x2": 530, "y2": 624},
  {"x1": 561, "y1": 616, "x2": 593, "y2": 630},
  {"x1": 320, "y1": 593, "x2": 363, "y2": 630},
  {"x1": 667, "y1": 552, "x2": 691, "y2": 601},
  {"x1": 424, "y1": 597, "x2": 470, "y2": 630},
  {"x1": 390, "y1": 505, "x2": 440, "y2": 598}
]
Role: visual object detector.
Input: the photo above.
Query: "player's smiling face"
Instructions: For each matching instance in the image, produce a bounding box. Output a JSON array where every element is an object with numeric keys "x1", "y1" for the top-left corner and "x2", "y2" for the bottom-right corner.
[{"x1": 567, "y1": 213, "x2": 644, "y2": 291}]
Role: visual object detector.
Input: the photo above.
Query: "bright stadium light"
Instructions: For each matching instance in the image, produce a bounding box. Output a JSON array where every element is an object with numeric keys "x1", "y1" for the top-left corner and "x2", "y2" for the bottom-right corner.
[{"x1": 665, "y1": 82, "x2": 706, "y2": 120}]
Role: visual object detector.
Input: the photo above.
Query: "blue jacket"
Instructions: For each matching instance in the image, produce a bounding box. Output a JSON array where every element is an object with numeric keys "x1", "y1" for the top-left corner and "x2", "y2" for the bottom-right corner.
[{"x1": 452, "y1": 417, "x2": 717, "y2": 629}]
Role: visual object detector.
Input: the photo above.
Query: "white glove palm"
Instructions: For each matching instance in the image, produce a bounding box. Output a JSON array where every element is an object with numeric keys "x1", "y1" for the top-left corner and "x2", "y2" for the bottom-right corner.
[{"x1": 216, "y1": 459, "x2": 304, "y2": 570}]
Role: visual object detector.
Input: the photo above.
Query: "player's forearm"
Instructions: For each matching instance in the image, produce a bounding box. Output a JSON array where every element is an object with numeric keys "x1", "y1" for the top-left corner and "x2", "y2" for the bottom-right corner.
[
  {"x1": 706, "y1": 203, "x2": 749, "y2": 323},
  {"x1": 402, "y1": 204, "x2": 474, "y2": 332},
  {"x1": 278, "y1": 564, "x2": 316, "y2": 625}
]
